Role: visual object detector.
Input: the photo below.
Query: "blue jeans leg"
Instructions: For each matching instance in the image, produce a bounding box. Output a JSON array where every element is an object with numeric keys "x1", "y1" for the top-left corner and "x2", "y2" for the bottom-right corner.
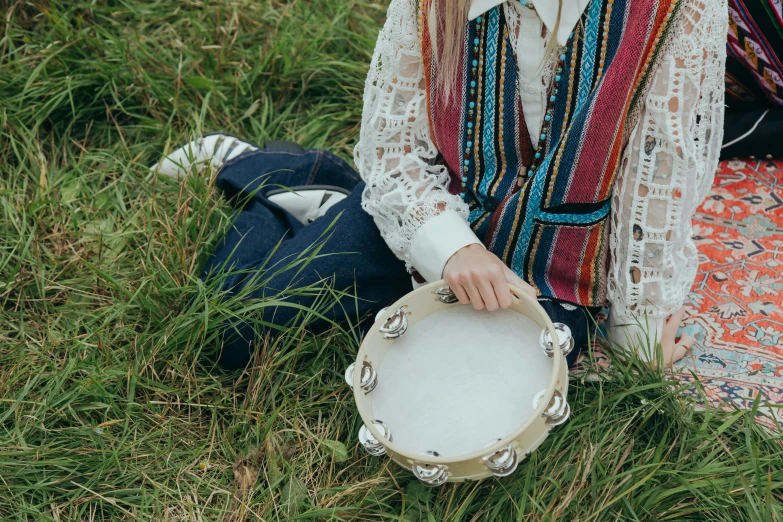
[{"x1": 202, "y1": 148, "x2": 412, "y2": 370}]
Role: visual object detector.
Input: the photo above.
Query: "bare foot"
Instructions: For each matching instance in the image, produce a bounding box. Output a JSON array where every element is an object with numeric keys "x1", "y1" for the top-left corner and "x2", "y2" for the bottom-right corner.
[{"x1": 656, "y1": 307, "x2": 695, "y2": 368}]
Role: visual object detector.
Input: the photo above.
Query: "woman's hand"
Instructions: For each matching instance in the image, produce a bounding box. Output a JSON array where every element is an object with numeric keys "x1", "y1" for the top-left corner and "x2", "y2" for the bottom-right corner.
[
  {"x1": 442, "y1": 244, "x2": 537, "y2": 311},
  {"x1": 657, "y1": 306, "x2": 695, "y2": 367}
]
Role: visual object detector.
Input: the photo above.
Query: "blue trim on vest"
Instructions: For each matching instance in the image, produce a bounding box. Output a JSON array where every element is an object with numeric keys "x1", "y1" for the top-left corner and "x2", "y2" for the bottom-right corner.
[
  {"x1": 576, "y1": 0, "x2": 603, "y2": 113},
  {"x1": 468, "y1": 207, "x2": 486, "y2": 224},
  {"x1": 479, "y1": 8, "x2": 501, "y2": 197},
  {"x1": 509, "y1": 153, "x2": 612, "y2": 275},
  {"x1": 496, "y1": 28, "x2": 523, "y2": 200}
]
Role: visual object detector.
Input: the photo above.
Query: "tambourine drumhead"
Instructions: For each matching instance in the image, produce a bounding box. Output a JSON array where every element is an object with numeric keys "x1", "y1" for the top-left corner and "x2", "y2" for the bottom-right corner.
[
  {"x1": 371, "y1": 306, "x2": 551, "y2": 457},
  {"x1": 349, "y1": 281, "x2": 571, "y2": 484}
]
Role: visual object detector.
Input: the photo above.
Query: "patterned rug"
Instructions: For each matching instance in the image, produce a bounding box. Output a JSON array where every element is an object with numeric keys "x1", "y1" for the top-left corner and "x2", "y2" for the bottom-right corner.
[{"x1": 584, "y1": 159, "x2": 783, "y2": 431}]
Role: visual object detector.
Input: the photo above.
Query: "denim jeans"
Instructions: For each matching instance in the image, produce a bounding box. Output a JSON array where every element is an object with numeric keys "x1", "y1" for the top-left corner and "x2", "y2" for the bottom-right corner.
[
  {"x1": 203, "y1": 147, "x2": 598, "y2": 369},
  {"x1": 203, "y1": 148, "x2": 412, "y2": 369}
]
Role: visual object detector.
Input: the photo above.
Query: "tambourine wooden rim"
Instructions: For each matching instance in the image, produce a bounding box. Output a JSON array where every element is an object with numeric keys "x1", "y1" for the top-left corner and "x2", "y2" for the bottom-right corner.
[{"x1": 350, "y1": 280, "x2": 569, "y2": 482}]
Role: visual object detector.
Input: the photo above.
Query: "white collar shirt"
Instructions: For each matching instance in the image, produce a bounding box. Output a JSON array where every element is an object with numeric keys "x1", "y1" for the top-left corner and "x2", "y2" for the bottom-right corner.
[{"x1": 467, "y1": 0, "x2": 590, "y2": 147}]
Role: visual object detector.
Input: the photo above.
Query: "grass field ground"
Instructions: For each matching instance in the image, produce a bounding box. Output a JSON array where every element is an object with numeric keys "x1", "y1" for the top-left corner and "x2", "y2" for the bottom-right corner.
[{"x1": 2, "y1": 0, "x2": 782, "y2": 520}]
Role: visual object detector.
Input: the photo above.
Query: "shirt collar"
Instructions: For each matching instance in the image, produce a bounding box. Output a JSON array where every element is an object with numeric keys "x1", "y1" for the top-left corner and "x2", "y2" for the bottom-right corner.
[{"x1": 468, "y1": 0, "x2": 590, "y2": 46}]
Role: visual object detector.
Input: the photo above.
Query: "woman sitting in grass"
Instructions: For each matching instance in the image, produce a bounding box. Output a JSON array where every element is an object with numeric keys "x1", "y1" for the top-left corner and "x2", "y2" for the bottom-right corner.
[{"x1": 153, "y1": 0, "x2": 727, "y2": 370}]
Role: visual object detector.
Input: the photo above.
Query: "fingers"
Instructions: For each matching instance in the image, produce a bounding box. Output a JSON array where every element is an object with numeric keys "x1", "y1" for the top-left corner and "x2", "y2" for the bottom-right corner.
[
  {"x1": 441, "y1": 245, "x2": 534, "y2": 311},
  {"x1": 503, "y1": 266, "x2": 537, "y2": 298},
  {"x1": 464, "y1": 281, "x2": 486, "y2": 311},
  {"x1": 662, "y1": 306, "x2": 687, "y2": 344},
  {"x1": 670, "y1": 336, "x2": 693, "y2": 364},
  {"x1": 477, "y1": 277, "x2": 500, "y2": 311},
  {"x1": 676, "y1": 332, "x2": 695, "y2": 350},
  {"x1": 480, "y1": 263, "x2": 512, "y2": 311},
  {"x1": 446, "y1": 270, "x2": 503, "y2": 311},
  {"x1": 668, "y1": 306, "x2": 687, "y2": 326},
  {"x1": 660, "y1": 343, "x2": 689, "y2": 366},
  {"x1": 491, "y1": 267, "x2": 513, "y2": 309},
  {"x1": 658, "y1": 330, "x2": 694, "y2": 367},
  {"x1": 449, "y1": 282, "x2": 471, "y2": 305},
  {"x1": 672, "y1": 345, "x2": 689, "y2": 363},
  {"x1": 673, "y1": 333, "x2": 695, "y2": 363},
  {"x1": 444, "y1": 271, "x2": 476, "y2": 307}
]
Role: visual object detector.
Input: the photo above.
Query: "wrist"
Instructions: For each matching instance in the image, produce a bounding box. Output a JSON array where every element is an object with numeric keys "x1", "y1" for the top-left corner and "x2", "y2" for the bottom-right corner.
[
  {"x1": 409, "y1": 211, "x2": 483, "y2": 282},
  {"x1": 446, "y1": 243, "x2": 484, "y2": 264}
]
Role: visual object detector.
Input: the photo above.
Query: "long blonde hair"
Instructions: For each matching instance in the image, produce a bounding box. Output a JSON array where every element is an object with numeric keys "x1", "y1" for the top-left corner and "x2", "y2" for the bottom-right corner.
[{"x1": 429, "y1": 0, "x2": 563, "y2": 104}]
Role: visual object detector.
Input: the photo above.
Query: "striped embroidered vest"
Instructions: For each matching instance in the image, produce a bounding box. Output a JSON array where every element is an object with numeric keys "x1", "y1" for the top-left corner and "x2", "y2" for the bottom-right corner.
[{"x1": 418, "y1": 0, "x2": 681, "y2": 306}]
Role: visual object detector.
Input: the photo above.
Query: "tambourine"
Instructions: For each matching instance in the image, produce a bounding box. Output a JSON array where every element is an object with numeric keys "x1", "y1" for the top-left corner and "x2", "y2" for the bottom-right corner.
[{"x1": 345, "y1": 280, "x2": 573, "y2": 485}]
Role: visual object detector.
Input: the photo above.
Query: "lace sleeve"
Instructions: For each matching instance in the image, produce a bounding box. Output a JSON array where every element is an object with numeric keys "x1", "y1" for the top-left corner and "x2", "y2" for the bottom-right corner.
[
  {"x1": 353, "y1": 0, "x2": 469, "y2": 269},
  {"x1": 607, "y1": 0, "x2": 728, "y2": 322}
]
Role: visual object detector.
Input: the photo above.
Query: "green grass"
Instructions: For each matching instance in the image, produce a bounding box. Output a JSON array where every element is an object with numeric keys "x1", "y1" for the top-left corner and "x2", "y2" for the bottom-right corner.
[{"x1": 1, "y1": 0, "x2": 782, "y2": 520}]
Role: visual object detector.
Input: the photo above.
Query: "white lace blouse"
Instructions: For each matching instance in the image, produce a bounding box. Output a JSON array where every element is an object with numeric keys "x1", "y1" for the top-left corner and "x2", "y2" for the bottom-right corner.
[{"x1": 353, "y1": 0, "x2": 727, "y2": 349}]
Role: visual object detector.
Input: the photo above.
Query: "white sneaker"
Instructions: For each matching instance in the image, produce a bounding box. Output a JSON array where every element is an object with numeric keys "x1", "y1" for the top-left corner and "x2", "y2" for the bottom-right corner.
[
  {"x1": 152, "y1": 134, "x2": 348, "y2": 225},
  {"x1": 150, "y1": 133, "x2": 259, "y2": 178},
  {"x1": 268, "y1": 187, "x2": 348, "y2": 225}
]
